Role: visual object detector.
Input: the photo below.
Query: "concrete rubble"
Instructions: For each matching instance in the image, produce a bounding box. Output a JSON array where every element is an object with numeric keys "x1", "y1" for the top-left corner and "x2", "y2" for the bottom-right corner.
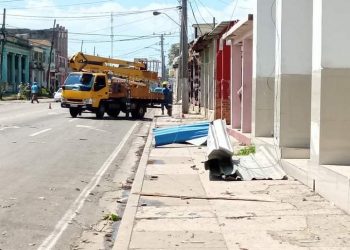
[{"x1": 113, "y1": 104, "x2": 350, "y2": 250}]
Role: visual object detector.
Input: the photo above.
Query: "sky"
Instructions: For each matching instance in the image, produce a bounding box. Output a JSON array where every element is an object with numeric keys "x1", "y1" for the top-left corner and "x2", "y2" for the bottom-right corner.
[{"x1": 1, "y1": 0, "x2": 254, "y2": 65}]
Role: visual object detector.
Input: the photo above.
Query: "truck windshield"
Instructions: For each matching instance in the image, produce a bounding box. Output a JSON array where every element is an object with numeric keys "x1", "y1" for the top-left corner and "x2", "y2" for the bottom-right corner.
[{"x1": 64, "y1": 73, "x2": 94, "y2": 91}]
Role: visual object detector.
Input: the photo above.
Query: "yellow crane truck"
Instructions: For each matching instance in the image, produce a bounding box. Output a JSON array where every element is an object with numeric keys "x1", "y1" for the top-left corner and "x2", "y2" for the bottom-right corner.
[{"x1": 61, "y1": 52, "x2": 171, "y2": 119}]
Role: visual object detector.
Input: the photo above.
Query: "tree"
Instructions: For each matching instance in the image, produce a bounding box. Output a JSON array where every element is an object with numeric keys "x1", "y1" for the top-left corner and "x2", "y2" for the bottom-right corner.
[{"x1": 168, "y1": 43, "x2": 180, "y2": 67}]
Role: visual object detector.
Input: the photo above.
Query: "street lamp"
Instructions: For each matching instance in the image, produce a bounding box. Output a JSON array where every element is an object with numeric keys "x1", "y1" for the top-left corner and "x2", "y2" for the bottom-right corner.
[{"x1": 152, "y1": 11, "x2": 180, "y2": 27}]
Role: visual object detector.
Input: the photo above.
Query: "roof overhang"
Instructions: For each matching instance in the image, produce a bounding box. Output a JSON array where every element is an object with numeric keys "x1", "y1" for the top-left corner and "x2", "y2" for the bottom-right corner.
[
  {"x1": 223, "y1": 14, "x2": 253, "y2": 45},
  {"x1": 191, "y1": 21, "x2": 236, "y2": 52}
]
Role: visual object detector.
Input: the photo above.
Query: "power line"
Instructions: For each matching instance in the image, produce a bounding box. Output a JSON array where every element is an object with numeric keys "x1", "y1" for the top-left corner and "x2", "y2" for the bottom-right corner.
[
  {"x1": 5, "y1": 0, "x2": 112, "y2": 10},
  {"x1": 116, "y1": 42, "x2": 160, "y2": 57},
  {"x1": 192, "y1": 0, "x2": 210, "y2": 26},
  {"x1": 68, "y1": 31, "x2": 178, "y2": 37},
  {"x1": 3, "y1": 6, "x2": 181, "y2": 19},
  {"x1": 189, "y1": 1, "x2": 202, "y2": 34},
  {"x1": 195, "y1": 0, "x2": 215, "y2": 19}
]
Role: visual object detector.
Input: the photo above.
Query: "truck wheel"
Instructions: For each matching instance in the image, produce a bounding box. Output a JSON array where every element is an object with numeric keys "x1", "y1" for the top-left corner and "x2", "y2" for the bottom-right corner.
[
  {"x1": 96, "y1": 104, "x2": 105, "y2": 119},
  {"x1": 138, "y1": 105, "x2": 146, "y2": 119},
  {"x1": 69, "y1": 107, "x2": 79, "y2": 118},
  {"x1": 107, "y1": 109, "x2": 120, "y2": 118},
  {"x1": 131, "y1": 105, "x2": 145, "y2": 119}
]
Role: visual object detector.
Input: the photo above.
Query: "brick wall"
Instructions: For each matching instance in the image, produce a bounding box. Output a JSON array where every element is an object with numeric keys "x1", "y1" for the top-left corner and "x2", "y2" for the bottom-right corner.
[{"x1": 215, "y1": 79, "x2": 231, "y2": 124}]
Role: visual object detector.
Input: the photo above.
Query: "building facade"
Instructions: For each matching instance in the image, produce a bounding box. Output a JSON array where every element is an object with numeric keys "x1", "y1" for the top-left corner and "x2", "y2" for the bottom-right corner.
[
  {"x1": 29, "y1": 39, "x2": 56, "y2": 89},
  {"x1": 8, "y1": 24, "x2": 68, "y2": 90},
  {"x1": 190, "y1": 21, "x2": 235, "y2": 124},
  {"x1": 0, "y1": 36, "x2": 30, "y2": 92}
]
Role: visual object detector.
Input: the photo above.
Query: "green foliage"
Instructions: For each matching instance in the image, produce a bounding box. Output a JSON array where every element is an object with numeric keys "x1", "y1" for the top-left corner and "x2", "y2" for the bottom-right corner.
[
  {"x1": 235, "y1": 145, "x2": 256, "y2": 156},
  {"x1": 168, "y1": 43, "x2": 180, "y2": 66},
  {"x1": 103, "y1": 213, "x2": 121, "y2": 222},
  {"x1": 40, "y1": 87, "x2": 50, "y2": 97},
  {"x1": 18, "y1": 83, "x2": 28, "y2": 100}
]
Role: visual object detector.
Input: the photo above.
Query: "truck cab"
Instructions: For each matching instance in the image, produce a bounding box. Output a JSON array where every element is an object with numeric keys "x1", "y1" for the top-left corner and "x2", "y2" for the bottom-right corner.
[{"x1": 61, "y1": 72, "x2": 108, "y2": 118}]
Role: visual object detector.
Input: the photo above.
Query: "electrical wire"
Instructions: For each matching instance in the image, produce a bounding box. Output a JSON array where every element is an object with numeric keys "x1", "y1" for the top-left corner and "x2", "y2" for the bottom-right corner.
[
  {"x1": 3, "y1": 6, "x2": 181, "y2": 19},
  {"x1": 5, "y1": 0, "x2": 113, "y2": 10},
  {"x1": 195, "y1": 0, "x2": 215, "y2": 19},
  {"x1": 116, "y1": 42, "x2": 160, "y2": 57},
  {"x1": 192, "y1": 0, "x2": 211, "y2": 26},
  {"x1": 189, "y1": 1, "x2": 202, "y2": 35}
]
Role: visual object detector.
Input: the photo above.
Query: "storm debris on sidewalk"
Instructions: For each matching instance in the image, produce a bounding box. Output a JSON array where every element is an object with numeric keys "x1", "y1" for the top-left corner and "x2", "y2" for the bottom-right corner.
[
  {"x1": 153, "y1": 121, "x2": 209, "y2": 146},
  {"x1": 205, "y1": 120, "x2": 240, "y2": 180},
  {"x1": 204, "y1": 120, "x2": 286, "y2": 181}
]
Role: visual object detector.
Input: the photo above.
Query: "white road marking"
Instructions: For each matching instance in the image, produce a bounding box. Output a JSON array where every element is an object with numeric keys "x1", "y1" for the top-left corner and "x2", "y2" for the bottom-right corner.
[
  {"x1": 48, "y1": 112, "x2": 61, "y2": 115},
  {"x1": 76, "y1": 124, "x2": 107, "y2": 132},
  {"x1": 38, "y1": 122, "x2": 138, "y2": 250},
  {"x1": 0, "y1": 126, "x2": 19, "y2": 131},
  {"x1": 29, "y1": 128, "x2": 52, "y2": 137},
  {"x1": 68, "y1": 118, "x2": 77, "y2": 122}
]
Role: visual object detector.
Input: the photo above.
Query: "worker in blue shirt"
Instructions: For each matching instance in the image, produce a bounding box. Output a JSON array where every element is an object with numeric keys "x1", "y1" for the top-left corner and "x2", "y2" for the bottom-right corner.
[
  {"x1": 161, "y1": 82, "x2": 171, "y2": 115},
  {"x1": 31, "y1": 82, "x2": 39, "y2": 103}
]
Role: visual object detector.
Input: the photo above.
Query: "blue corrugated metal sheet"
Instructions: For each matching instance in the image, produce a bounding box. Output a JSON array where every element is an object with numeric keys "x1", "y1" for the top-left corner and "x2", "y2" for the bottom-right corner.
[{"x1": 153, "y1": 121, "x2": 209, "y2": 147}]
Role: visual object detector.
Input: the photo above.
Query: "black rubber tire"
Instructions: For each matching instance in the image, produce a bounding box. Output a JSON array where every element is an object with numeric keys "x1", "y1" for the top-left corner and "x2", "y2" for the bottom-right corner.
[
  {"x1": 131, "y1": 105, "x2": 146, "y2": 119},
  {"x1": 69, "y1": 107, "x2": 79, "y2": 118},
  {"x1": 138, "y1": 105, "x2": 146, "y2": 119},
  {"x1": 107, "y1": 109, "x2": 120, "y2": 118},
  {"x1": 96, "y1": 104, "x2": 105, "y2": 119}
]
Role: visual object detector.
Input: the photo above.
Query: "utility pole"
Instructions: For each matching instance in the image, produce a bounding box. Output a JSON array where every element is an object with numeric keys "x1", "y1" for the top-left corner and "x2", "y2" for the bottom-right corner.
[
  {"x1": 1, "y1": 8, "x2": 6, "y2": 81},
  {"x1": 46, "y1": 19, "x2": 56, "y2": 91},
  {"x1": 80, "y1": 40, "x2": 84, "y2": 52},
  {"x1": 180, "y1": 0, "x2": 189, "y2": 113},
  {"x1": 93, "y1": 46, "x2": 96, "y2": 56},
  {"x1": 160, "y1": 34, "x2": 165, "y2": 81},
  {"x1": 111, "y1": 12, "x2": 114, "y2": 58}
]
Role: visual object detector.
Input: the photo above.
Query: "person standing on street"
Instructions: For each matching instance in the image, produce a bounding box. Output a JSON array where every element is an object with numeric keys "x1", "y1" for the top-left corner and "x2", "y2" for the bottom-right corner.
[
  {"x1": 161, "y1": 82, "x2": 170, "y2": 115},
  {"x1": 31, "y1": 82, "x2": 39, "y2": 103}
]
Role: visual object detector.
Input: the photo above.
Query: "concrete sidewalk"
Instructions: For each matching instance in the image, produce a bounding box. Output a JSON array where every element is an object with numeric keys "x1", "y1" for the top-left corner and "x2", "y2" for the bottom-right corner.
[{"x1": 114, "y1": 104, "x2": 350, "y2": 250}]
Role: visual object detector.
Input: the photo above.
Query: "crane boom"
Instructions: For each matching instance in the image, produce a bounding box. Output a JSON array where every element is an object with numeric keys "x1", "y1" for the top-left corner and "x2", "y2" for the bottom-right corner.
[{"x1": 69, "y1": 52, "x2": 158, "y2": 81}]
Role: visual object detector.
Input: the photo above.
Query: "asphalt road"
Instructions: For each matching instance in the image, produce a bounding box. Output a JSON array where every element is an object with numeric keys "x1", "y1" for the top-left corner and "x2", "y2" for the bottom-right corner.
[{"x1": 0, "y1": 100, "x2": 141, "y2": 250}]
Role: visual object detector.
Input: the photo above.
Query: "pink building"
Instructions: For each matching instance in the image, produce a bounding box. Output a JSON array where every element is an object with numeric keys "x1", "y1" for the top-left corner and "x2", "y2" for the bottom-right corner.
[{"x1": 223, "y1": 14, "x2": 254, "y2": 145}]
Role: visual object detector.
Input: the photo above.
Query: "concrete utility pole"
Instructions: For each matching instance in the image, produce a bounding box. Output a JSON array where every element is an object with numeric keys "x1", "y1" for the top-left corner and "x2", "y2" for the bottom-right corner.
[
  {"x1": 1, "y1": 8, "x2": 6, "y2": 81},
  {"x1": 46, "y1": 19, "x2": 56, "y2": 91},
  {"x1": 180, "y1": 0, "x2": 189, "y2": 113},
  {"x1": 160, "y1": 34, "x2": 165, "y2": 81}
]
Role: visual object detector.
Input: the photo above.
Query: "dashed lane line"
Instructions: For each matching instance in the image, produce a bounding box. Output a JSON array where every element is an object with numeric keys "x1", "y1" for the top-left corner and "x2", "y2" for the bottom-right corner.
[
  {"x1": 37, "y1": 122, "x2": 138, "y2": 250},
  {"x1": 29, "y1": 128, "x2": 52, "y2": 137}
]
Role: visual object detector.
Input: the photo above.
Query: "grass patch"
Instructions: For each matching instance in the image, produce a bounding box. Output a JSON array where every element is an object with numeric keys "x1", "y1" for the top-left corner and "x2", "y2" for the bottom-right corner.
[
  {"x1": 235, "y1": 145, "x2": 256, "y2": 156},
  {"x1": 103, "y1": 213, "x2": 121, "y2": 222}
]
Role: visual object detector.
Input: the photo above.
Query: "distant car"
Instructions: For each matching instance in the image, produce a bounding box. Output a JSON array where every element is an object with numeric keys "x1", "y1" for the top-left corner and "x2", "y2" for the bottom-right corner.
[{"x1": 53, "y1": 88, "x2": 63, "y2": 102}]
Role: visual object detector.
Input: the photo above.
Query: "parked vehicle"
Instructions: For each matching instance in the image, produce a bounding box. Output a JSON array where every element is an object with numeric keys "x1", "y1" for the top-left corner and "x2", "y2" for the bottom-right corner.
[{"x1": 53, "y1": 88, "x2": 62, "y2": 102}]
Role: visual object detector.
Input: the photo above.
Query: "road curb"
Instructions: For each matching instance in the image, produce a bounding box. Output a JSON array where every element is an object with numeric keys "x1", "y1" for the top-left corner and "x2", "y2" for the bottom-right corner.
[{"x1": 113, "y1": 119, "x2": 154, "y2": 250}]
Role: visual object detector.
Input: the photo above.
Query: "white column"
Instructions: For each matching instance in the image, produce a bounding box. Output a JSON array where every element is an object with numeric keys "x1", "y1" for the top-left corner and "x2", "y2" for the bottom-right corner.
[
  {"x1": 311, "y1": 0, "x2": 350, "y2": 165},
  {"x1": 241, "y1": 39, "x2": 253, "y2": 133},
  {"x1": 252, "y1": 0, "x2": 275, "y2": 137},
  {"x1": 274, "y1": 0, "x2": 313, "y2": 156},
  {"x1": 230, "y1": 44, "x2": 242, "y2": 129}
]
